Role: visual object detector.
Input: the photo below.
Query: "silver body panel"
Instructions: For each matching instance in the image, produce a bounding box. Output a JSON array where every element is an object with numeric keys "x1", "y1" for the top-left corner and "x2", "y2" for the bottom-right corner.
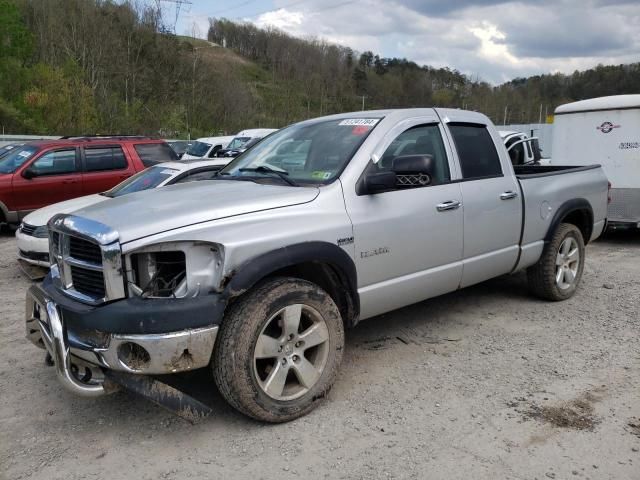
[{"x1": 35, "y1": 108, "x2": 609, "y2": 329}]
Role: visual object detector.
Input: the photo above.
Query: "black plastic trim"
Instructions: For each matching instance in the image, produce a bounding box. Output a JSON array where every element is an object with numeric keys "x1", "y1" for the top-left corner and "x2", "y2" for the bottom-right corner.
[
  {"x1": 225, "y1": 241, "x2": 359, "y2": 321},
  {"x1": 544, "y1": 198, "x2": 594, "y2": 244},
  {"x1": 515, "y1": 164, "x2": 601, "y2": 179},
  {"x1": 39, "y1": 274, "x2": 226, "y2": 335}
]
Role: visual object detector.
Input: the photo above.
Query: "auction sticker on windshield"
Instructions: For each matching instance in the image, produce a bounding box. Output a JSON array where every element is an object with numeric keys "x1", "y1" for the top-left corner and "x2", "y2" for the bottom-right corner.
[{"x1": 338, "y1": 119, "x2": 380, "y2": 126}]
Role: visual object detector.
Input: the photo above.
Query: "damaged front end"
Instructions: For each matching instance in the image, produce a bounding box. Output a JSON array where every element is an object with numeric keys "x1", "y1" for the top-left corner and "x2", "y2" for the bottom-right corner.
[{"x1": 25, "y1": 215, "x2": 229, "y2": 422}]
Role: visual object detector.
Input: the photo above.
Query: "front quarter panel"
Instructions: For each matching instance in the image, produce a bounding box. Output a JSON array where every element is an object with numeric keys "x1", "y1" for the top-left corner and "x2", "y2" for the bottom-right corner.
[{"x1": 121, "y1": 182, "x2": 355, "y2": 291}]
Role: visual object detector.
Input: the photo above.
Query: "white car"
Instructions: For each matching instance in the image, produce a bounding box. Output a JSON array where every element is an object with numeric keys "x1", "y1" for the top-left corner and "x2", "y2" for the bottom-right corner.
[
  {"x1": 180, "y1": 136, "x2": 234, "y2": 161},
  {"x1": 16, "y1": 160, "x2": 226, "y2": 266}
]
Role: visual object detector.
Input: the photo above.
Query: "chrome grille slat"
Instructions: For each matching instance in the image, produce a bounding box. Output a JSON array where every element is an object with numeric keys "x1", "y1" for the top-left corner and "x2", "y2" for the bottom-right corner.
[{"x1": 48, "y1": 214, "x2": 125, "y2": 305}]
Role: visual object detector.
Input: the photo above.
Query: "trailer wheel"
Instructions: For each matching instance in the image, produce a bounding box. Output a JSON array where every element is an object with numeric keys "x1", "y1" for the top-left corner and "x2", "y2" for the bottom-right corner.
[
  {"x1": 213, "y1": 277, "x2": 344, "y2": 422},
  {"x1": 527, "y1": 223, "x2": 585, "y2": 301}
]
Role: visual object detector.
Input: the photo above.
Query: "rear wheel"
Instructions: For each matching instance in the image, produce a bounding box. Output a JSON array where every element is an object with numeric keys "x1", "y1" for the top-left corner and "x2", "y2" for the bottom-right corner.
[
  {"x1": 527, "y1": 223, "x2": 585, "y2": 301},
  {"x1": 213, "y1": 277, "x2": 344, "y2": 422}
]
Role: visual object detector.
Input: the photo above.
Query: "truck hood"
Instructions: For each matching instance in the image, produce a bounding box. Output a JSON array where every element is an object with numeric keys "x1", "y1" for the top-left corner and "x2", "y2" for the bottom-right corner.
[{"x1": 70, "y1": 180, "x2": 320, "y2": 244}]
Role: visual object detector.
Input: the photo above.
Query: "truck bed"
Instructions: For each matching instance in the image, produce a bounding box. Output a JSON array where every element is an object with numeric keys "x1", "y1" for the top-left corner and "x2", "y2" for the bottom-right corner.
[
  {"x1": 515, "y1": 164, "x2": 609, "y2": 262},
  {"x1": 513, "y1": 164, "x2": 602, "y2": 179}
]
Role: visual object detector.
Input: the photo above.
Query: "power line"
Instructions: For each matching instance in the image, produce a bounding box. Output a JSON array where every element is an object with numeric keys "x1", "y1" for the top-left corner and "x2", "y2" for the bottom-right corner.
[{"x1": 213, "y1": 0, "x2": 360, "y2": 20}]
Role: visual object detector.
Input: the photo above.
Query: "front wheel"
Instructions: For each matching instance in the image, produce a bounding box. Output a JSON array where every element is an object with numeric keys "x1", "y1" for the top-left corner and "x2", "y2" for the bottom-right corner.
[
  {"x1": 527, "y1": 223, "x2": 585, "y2": 301},
  {"x1": 213, "y1": 277, "x2": 344, "y2": 422}
]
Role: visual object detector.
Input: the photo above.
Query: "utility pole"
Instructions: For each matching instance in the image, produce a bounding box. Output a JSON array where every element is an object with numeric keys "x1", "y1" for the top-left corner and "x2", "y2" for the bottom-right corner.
[
  {"x1": 361, "y1": 95, "x2": 366, "y2": 111},
  {"x1": 539, "y1": 103, "x2": 543, "y2": 124},
  {"x1": 155, "y1": 0, "x2": 192, "y2": 33},
  {"x1": 503, "y1": 105, "x2": 508, "y2": 126}
]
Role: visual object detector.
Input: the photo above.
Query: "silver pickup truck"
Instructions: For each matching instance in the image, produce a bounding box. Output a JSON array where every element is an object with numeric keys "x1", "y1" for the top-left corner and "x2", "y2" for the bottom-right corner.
[{"x1": 26, "y1": 109, "x2": 608, "y2": 422}]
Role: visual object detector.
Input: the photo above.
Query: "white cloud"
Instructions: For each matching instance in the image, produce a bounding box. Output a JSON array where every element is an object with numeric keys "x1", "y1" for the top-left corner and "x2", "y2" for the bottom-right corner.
[{"x1": 207, "y1": 0, "x2": 640, "y2": 83}]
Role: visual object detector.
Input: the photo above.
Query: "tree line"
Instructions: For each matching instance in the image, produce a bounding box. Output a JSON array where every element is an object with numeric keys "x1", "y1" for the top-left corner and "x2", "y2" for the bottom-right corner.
[{"x1": 1, "y1": 0, "x2": 639, "y2": 137}]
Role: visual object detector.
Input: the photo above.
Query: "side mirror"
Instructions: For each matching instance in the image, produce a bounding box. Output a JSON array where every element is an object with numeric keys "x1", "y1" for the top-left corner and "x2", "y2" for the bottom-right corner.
[
  {"x1": 392, "y1": 154, "x2": 435, "y2": 186},
  {"x1": 362, "y1": 171, "x2": 397, "y2": 194},
  {"x1": 22, "y1": 168, "x2": 36, "y2": 179}
]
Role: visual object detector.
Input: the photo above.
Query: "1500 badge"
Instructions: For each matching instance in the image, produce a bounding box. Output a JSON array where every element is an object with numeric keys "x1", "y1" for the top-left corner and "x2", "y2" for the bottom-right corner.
[{"x1": 360, "y1": 247, "x2": 390, "y2": 258}]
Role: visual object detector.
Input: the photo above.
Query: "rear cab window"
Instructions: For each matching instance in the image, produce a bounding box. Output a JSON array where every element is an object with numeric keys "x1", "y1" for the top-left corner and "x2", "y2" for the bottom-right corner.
[
  {"x1": 134, "y1": 143, "x2": 179, "y2": 167},
  {"x1": 448, "y1": 124, "x2": 503, "y2": 180}
]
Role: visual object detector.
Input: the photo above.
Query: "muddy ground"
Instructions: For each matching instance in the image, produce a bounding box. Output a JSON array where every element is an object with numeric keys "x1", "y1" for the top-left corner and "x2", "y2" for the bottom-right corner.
[{"x1": 0, "y1": 229, "x2": 638, "y2": 479}]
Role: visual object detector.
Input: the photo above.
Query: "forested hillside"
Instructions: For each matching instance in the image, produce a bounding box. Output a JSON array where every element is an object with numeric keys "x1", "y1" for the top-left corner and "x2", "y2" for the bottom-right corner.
[{"x1": 1, "y1": 0, "x2": 639, "y2": 137}]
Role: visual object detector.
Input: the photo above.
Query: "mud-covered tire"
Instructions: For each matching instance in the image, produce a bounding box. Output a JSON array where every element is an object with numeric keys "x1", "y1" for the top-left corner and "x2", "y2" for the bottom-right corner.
[
  {"x1": 527, "y1": 223, "x2": 585, "y2": 301},
  {"x1": 213, "y1": 277, "x2": 344, "y2": 422}
]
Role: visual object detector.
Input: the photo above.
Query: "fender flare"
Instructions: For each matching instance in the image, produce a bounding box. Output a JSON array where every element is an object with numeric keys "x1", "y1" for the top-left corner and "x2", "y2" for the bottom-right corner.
[
  {"x1": 545, "y1": 198, "x2": 594, "y2": 243},
  {"x1": 223, "y1": 241, "x2": 359, "y2": 321}
]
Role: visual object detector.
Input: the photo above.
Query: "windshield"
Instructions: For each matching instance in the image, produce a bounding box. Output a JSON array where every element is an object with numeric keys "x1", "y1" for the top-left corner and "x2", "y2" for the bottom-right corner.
[
  {"x1": 219, "y1": 118, "x2": 380, "y2": 185},
  {"x1": 226, "y1": 137, "x2": 251, "y2": 150},
  {"x1": 186, "y1": 141, "x2": 211, "y2": 157},
  {"x1": 104, "y1": 166, "x2": 179, "y2": 197},
  {"x1": 0, "y1": 145, "x2": 39, "y2": 173}
]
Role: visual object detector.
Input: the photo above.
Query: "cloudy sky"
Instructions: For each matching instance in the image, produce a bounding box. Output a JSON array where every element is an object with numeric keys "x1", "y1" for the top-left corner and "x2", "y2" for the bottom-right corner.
[{"x1": 170, "y1": 0, "x2": 640, "y2": 84}]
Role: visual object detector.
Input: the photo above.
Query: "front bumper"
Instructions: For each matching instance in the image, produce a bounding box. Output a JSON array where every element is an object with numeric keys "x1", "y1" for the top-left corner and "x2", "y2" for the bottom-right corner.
[
  {"x1": 26, "y1": 282, "x2": 223, "y2": 397},
  {"x1": 15, "y1": 230, "x2": 50, "y2": 267}
]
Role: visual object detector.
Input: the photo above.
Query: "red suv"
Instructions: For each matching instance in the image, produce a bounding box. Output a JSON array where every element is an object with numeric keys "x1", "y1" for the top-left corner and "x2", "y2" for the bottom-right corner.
[{"x1": 0, "y1": 136, "x2": 177, "y2": 225}]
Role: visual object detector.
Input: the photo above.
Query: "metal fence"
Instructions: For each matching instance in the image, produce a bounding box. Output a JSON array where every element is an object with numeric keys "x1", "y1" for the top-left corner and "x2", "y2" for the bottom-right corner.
[{"x1": 0, "y1": 134, "x2": 61, "y2": 147}]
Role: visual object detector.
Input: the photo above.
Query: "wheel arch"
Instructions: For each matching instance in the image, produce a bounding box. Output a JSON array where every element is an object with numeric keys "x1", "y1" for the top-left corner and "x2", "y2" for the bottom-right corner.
[
  {"x1": 223, "y1": 242, "x2": 360, "y2": 328},
  {"x1": 545, "y1": 199, "x2": 593, "y2": 244}
]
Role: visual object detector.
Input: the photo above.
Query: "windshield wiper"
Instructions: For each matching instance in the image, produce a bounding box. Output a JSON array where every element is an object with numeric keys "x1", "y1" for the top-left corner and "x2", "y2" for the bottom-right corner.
[{"x1": 239, "y1": 166, "x2": 298, "y2": 186}]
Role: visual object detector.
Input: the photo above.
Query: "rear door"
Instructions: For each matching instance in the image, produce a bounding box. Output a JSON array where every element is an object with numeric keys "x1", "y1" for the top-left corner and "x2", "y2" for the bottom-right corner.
[
  {"x1": 80, "y1": 145, "x2": 134, "y2": 194},
  {"x1": 11, "y1": 147, "x2": 83, "y2": 214},
  {"x1": 444, "y1": 119, "x2": 522, "y2": 288}
]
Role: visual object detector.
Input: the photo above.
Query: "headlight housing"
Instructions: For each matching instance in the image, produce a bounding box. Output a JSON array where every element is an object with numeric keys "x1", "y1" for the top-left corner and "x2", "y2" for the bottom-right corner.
[
  {"x1": 32, "y1": 226, "x2": 49, "y2": 238},
  {"x1": 125, "y1": 242, "x2": 224, "y2": 298}
]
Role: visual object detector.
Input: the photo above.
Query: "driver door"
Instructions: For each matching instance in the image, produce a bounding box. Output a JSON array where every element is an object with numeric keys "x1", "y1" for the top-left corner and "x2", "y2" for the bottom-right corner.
[{"x1": 343, "y1": 117, "x2": 464, "y2": 319}]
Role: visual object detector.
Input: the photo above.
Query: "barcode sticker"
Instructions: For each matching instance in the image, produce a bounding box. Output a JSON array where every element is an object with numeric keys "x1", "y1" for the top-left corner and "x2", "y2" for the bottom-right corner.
[{"x1": 338, "y1": 119, "x2": 379, "y2": 126}]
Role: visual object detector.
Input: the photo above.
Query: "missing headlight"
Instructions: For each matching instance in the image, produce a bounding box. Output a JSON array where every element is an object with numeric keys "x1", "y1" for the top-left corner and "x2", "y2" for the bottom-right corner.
[{"x1": 131, "y1": 251, "x2": 187, "y2": 298}]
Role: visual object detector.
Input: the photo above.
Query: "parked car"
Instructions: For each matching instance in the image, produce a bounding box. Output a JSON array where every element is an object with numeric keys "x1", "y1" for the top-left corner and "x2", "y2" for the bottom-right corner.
[
  {"x1": 214, "y1": 128, "x2": 277, "y2": 158},
  {"x1": 25, "y1": 109, "x2": 608, "y2": 423},
  {"x1": 167, "y1": 140, "x2": 192, "y2": 159},
  {"x1": 181, "y1": 136, "x2": 234, "y2": 161},
  {"x1": 500, "y1": 130, "x2": 547, "y2": 165},
  {"x1": 0, "y1": 143, "x2": 24, "y2": 159},
  {"x1": 551, "y1": 94, "x2": 640, "y2": 228},
  {"x1": 16, "y1": 160, "x2": 225, "y2": 266},
  {"x1": 0, "y1": 136, "x2": 177, "y2": 227}
]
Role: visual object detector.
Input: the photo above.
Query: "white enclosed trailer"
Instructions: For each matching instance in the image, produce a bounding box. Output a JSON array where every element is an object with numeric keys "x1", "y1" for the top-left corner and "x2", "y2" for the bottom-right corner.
[{"x1": 552, "y1": 95, "x2": 640, "y2": 228}]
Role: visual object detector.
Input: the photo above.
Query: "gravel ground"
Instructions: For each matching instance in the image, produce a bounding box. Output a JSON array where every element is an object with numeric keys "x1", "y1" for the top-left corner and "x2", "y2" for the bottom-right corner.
[{"x1": 0, "y1": 229, "x2": 638, "y2": 480}]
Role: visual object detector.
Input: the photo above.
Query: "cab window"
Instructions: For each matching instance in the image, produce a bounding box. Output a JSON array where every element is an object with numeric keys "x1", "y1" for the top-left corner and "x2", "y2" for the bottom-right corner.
[
  {"x1": 29, "y1": 149, "x2": 78, "y2": 176},
  {"x1": 374, "y1": 124, "x2": 451, "y2": 186}
]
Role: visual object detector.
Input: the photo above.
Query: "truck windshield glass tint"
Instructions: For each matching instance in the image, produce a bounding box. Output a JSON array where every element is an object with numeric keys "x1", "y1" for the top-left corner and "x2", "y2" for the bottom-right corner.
[
  {"x1": 0, "y1": 145, "x2": 39, "y2": 173},
  {"x1": 105, "y1": 166, "x2": 178, "y2": 197},
  {"x1": 219, "y1": 119, "x2": 380, "y2": 184},
  {"x1": 186, "y1": 141, "x2": 212, "y2": 157},
  {"x1": 449, "y1": 124, "x2": 503, "y2": 179}
]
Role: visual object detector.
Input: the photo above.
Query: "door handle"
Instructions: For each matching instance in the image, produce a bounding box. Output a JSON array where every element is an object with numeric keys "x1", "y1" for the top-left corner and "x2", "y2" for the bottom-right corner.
[
  {"x1": 62, "y1": 179, "x2": 78, "y2": 184},
  {"x1": 436, "y1": 200, "x2": 461, "y2": 212},
  {"x1": 500, "y1": 191, "x2": 518, "y2": 200}
]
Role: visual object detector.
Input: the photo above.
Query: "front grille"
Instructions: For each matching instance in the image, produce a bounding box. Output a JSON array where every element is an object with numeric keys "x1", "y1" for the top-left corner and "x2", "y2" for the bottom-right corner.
[
  {"x1": 48, "y1": 215, "x2": 125, "y2": 305},
  {"x1": 21, "y1": 223, "x2": 37, "y2": 236},
  {"x1": 70, "y1": 266, "x2": 105, "y2": 297},
  {"x1": 69, "y1": 237, "x2": 103, "y2": 263}
]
